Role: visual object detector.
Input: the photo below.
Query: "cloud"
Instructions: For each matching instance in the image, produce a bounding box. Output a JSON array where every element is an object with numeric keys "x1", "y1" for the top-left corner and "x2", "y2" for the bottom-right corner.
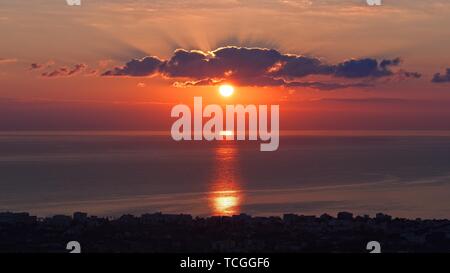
[
  {"x1": 102, "y1": 46, "x2": 420, "y2": 90},
  {"x1": 41, "y1": 64, "x2": 87, "y2": 78},
  {"x1": 175, "y1": 76, "x2": 371, "y2": 90},
  {"x1": 30, "y1": 61, "x2": 105, "y2": 78},
  {"x1": 0, "y1": 58, "x2": 17, "y2": 64},
  {"x1": 30, "y1": 63, "x2": 43, "y2": 70},
  {"x1": 335, "y1": 58, "x2": 400, "y2": 78},
  {"x1": 285, "y1": 80, "x2": 372, "y2": 90},
  {"x1": 401, "y1": 71, "x2": 422, "y2": 78},
  {"x1": 30, "y1": 61, "x2": 55, "y2": 71},
  {"x1": 432, "y1": 68, "x2": 450, "y2": 83},
  {"x1": 101, "y1": 56, "x2": 162, "y2": 77}
]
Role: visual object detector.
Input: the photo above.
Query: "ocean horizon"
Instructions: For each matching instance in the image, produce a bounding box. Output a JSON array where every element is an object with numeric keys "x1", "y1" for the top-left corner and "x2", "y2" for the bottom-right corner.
[{"x1": 1, "y1": 130, "x2": 450, "y2": 219}]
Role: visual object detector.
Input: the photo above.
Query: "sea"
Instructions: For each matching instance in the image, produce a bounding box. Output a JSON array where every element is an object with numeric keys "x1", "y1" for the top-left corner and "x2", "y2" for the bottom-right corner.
[{"x1": 1, "y1": 130, "x2": 450, "y2": 219}]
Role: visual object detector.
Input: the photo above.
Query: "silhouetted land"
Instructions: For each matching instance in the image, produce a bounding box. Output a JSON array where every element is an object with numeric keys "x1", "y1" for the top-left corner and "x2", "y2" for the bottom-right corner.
[{"x1": 1, "y1": 211, "x2": 450, "y2": 253}]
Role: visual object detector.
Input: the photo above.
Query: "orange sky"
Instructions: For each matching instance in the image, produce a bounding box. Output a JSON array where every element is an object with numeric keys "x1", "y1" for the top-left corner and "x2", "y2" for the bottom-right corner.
[{"x1": 0, "y1": 0, "x2": 450, "y2": 130}]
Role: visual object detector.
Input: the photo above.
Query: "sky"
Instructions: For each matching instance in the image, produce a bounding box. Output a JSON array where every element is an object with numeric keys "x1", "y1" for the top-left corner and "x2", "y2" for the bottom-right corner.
[{"x1": 0, "y1": 0, "x2": 450, "y2": 130}]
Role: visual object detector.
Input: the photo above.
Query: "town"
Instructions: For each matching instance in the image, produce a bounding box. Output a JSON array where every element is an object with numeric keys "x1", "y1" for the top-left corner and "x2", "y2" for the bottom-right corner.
[{"x1": 1, "y1": 211, "x2": 449, "y2": 252}]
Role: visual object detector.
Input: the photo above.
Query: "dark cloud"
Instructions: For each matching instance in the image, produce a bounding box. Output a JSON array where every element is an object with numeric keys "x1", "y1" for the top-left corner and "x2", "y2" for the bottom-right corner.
[
  {"x1": 285, "y1": 80, "x2": 372, "y2": 90},
  {"x1": 41, "y1": 64, "x2": 87, "y2": 78},
  {"x1": 274, "y1": 55, "x2": 334, "y2": 78},
  {"x1": 432, "y1": 68, "x2": 450, "y2": 83},
  {"x1": 30, "y1": 63, "x2": 43, "y2": 70},
  {"x1": 102, "y1": 46, "x2": 419, "y2": 90},
  {"x1": 29, "y1": 61, "x2": 56, "y2": 71},
  {"x1": 102, "y1": 56, "x2": 162, "y2": 77},
  {"x1": 335, "y1": 58, "x2": 401, "y2": 78},
  {"x1": 401, "y1": 71, "x2": 422, "y2": 78},
  {"x1": 161, "y1": 49, "x2": 214, "y2": 78},
  {"x1": 379, "y1": 58, "x2": 401, "y2": 70}
]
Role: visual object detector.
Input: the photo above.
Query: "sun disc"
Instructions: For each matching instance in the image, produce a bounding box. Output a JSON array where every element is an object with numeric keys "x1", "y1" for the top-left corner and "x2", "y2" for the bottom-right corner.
[{"x1": 219, "y1": 84, "x2": 234, "y2": 97}]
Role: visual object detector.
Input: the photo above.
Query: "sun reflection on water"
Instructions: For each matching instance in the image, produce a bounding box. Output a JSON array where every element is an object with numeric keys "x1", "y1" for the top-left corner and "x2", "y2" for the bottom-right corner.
[
  {"x1": 213, "y1": 191, "x2": 240, "y2": 216},
  {"x1": 208, "y1": 145, "x2": 243, "y2": 216}
]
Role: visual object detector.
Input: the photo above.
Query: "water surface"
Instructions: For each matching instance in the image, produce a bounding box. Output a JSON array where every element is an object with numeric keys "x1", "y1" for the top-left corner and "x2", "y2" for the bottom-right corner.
[{"x1": 1, "y1": 131, "x2": 450, "y2": 219}]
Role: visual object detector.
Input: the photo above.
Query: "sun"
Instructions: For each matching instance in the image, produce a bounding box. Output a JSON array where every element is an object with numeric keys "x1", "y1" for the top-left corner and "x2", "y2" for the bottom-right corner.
[{"x1": 219, "y1": 84, "x2": 234, "y2": 97}]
